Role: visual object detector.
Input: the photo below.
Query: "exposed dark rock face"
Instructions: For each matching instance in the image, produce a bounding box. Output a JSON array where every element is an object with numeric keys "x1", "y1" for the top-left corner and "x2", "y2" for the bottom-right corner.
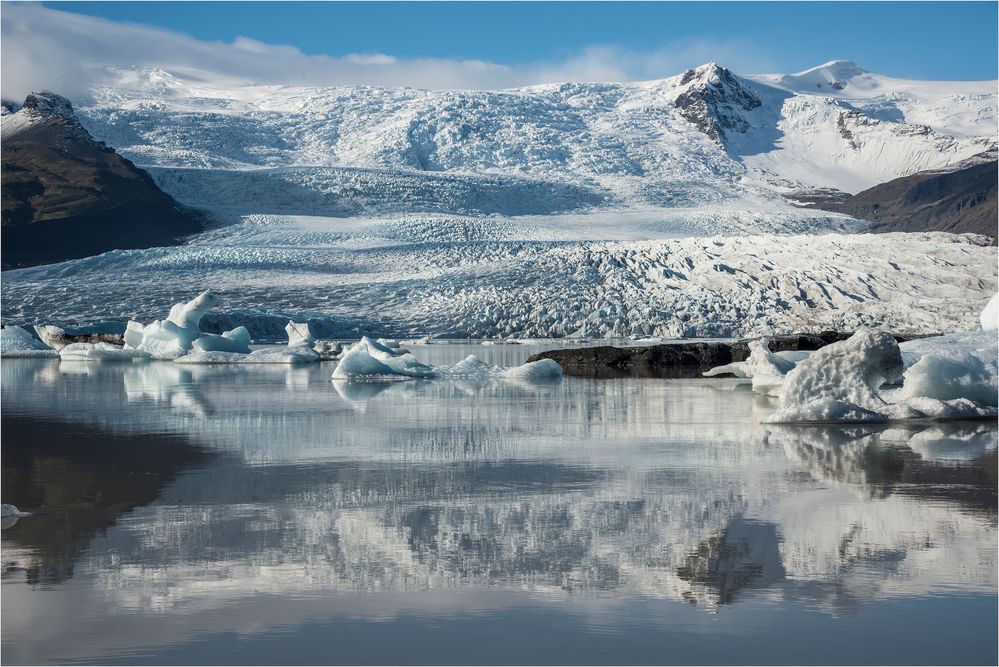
[
  {"x1": 527, "y1": 331, "x2": 917, "y2": 379},
  {"x1": 674, "y1": 64, "x2": 761, "y2": 142},
  {"x1": 795, "y1": 151, "x2": 997, "y2": 240},
  {"x1": 1, "y1": 92, "x2": 204, "y2": 269}
]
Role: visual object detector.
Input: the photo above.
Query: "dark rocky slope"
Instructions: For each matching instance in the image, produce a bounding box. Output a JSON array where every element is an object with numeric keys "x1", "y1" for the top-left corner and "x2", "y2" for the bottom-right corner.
[
  {"x1": 796, "y1": 151, "x2": 997, "y2": 240},
  {"x1": 1, "y1": 92, "x2": 203, "y2": 269}
]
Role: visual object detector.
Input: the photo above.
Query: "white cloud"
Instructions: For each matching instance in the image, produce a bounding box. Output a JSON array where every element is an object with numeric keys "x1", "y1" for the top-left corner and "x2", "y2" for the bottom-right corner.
[{"x1": 0, "y1": 2, "x2": 780, "y2": 102}]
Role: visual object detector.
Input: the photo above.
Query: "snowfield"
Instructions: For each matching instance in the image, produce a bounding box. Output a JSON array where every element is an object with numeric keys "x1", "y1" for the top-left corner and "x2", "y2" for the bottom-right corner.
[{"x1": 2, "y1": 60, "x2": 996, "y2": 337}]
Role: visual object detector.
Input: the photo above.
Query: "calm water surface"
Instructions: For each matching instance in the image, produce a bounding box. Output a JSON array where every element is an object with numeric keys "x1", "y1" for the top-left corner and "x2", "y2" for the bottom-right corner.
[{"x1": 2, "y1": 343, "x2": 996, "y2": 665}]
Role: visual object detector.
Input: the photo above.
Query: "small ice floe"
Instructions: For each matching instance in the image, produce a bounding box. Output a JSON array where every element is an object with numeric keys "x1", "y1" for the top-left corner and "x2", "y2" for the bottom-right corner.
[
  {"x1": 59, "y1": 342, "x2": 150, "y2": 361},
  {"x1": 191, "y1": 326, "x2": 251, "y2": 354},
  {"x1": 33, "y1": 324, "x2": 72, "y2": 351},
  {"x1": 332, "y1": 338, "x2": 563, "y2": 382},
  {"x1": 496, "y1": 358, "x2": 562, "y2": 380},
  {"x1": 0, "y1": 325, "x2": 58, "y2": 358},
  {"x1": 332, "y1": 337, "x2": 435, "y2": 379},
  {"x1": 313, "y1": 340, "x2": 343, "y2": 360},
  {"x1": 1, "y1": 504, "x2": 31, "y2": 529},
  {"x1": 703, "y1": 338, "x2": 811, "y2": 396},
  {"x1": 176, "y1": 346, "x2": 320, "y2": 364}
]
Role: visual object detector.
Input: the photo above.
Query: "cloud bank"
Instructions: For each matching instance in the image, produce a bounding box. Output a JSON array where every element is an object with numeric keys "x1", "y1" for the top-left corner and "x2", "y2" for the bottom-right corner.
[{"x1": 1, "y1": 3, "x2": 779, "y2": 101}]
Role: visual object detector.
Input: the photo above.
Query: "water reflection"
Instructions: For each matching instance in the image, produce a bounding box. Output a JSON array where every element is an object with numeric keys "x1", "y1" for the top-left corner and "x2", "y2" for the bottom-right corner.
[{"x1": 1, "y1": 357, "x2": 995, "y2": 664}]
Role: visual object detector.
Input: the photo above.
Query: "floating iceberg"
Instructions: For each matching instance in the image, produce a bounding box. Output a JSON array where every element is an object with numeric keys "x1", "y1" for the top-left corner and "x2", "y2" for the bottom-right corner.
[
  {"x1": 497, "y1": 358, "x2": 563, "y2": 381},
  {"x1": 331, "y1": 338, "x2": 563, "y2": 382},
  {"x1": 191, "y1": 326, "x2": 251, "y2": 354},
  {"x1": 0, "y1": 325, "x2": 58, "y2": 358},
  {"x1": 286, "y1": 322, "x2": 313, "y2": 347},
  {"x1": 0, "y1": 504, "x2": 30, "y2": 529},
  {"x1": 767, "y1": 328, "x2": 997, "y2": 424},
  {"x1": 703, "y1": 339, "x2": 810, "y2": 396},
  {"x1": 59, "y1": 342, "x2": 150, "y2": 361},
  {"x1": 332, "y1": 337, "x2": 436, "y2": 379},
  {"x1": 175, "y1": 346, "x2": 320, "y2": 364}
]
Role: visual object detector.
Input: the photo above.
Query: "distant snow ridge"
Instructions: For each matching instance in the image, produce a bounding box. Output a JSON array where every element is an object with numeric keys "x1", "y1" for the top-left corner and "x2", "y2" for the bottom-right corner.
[{"x1": 77, "y1": 60, "x2": 996, "y2": 200}]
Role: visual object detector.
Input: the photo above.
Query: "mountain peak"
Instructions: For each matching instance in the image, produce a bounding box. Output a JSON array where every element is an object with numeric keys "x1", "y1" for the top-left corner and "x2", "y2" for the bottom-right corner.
[
  {"x1": 796, "y1": 60, "x2": 868, "y2": 78},
  {"x1": 23, "y1": 91, "x2": 76, "y2": 119},
  {"x1": 780, "y1": 61, "x2": 870, "y2": 92},
  {"x1": 673, "y1": 64, "x2": 761, "y2": 142}
]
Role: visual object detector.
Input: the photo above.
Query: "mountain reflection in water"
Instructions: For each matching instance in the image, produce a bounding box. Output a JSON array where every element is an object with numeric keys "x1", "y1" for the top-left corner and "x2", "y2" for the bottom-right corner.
[{"x1": 1, "y1": 353, "x2": 995, "y2": 665}]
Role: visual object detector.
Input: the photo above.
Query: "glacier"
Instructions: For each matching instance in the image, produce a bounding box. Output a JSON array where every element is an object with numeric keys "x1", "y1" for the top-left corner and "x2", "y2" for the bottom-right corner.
[{"x1": 1, "y1": 61, "x2": 996, "y2": 339}]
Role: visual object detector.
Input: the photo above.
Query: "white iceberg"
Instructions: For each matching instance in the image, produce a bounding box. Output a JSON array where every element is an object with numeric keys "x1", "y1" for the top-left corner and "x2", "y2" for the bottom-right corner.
[
  {"x1": 175, "y1": 346, "x2": 320, "y2": 364},
  {"x1": 167, "y1": 289, "x2": 219, "y2": 330},
  {"x1": 59, "y1": 342, "x2": 150, "y2": 361},
  {"x1": 981, "y1": 293, "x2": 998, "y2": 331},
  {"x1": 33, "y1": 325, "x2": 71, "y2": 351},
  {"x1": 332, "y1": 337, "x2": 435, "y2": 379},
  {"x1": 768, "y1": 328, "x2": 997, "y2": 423},
  {"x1": 191, "y1": 326, "x2": 252, "y2": 354},
  {"x1": 896, "y1": 348, "x2": 998, "y2": 407},
  {"x1": 497, "y1": 358, "x2": 563, "y2": 381},
  {"x1": 123, "y1": 290, "x2": 225, "y2": 359},
  {"x1": 286, "y1": 322, "x2": 313, "y2": 347},
  {"x1": 0, "y1": 325, "x2": 58, "y2": 358},
  {"x1": 331, "y1": 338, "x2": 563, "y2": 382},
  {"x1": 703, "y1": 339, "x2": 810, "y2": 396}
]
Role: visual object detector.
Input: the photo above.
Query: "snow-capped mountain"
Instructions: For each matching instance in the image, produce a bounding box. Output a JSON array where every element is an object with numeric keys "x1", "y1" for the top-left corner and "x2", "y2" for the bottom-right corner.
[
  {"x1": 75, "y1": 60, "x2": 996, "y2": 202},
  {"x1": 2, "y1": 61, "x2": 996, "y2": 338}
]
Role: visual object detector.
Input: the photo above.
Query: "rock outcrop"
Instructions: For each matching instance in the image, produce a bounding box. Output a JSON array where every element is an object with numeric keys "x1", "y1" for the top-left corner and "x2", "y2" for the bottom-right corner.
[{"x1": 1, "y1": 92, "x2": 203, "y2": 269}]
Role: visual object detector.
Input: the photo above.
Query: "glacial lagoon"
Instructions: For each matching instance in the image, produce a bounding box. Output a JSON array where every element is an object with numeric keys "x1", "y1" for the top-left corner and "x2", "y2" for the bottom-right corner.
[{"x1": 1, "y1": 343, "x2": 996, "y2": 665}]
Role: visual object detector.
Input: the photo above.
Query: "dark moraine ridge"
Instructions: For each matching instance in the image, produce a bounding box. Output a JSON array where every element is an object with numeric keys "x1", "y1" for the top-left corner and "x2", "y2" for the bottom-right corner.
[
  {"x1": 794, "y1": 150, "x2": 998, "y2": 240},
  {"x1": 527, "y1": 332, "x2": 918, "y2": 379}
]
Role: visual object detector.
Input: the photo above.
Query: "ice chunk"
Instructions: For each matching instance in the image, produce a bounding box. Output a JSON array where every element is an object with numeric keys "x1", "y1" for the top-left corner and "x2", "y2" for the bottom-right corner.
[
  {"x1": 1, "y1": 504, "x2": 30, "y2": 529},
  {"x1": 192, "y1": 327, "x2": 251, "y2": 354},
  {"x1": 1, "y1": 504, "x2": 29, "y2": 517},
  {"x1": 122, "y1": 291, "x2": 225, "y2": 359},
  {"x1": 33, "y1": 324, "x2": 70, "y2": 351},
  {"x1": 981, "y1": 293, "x2": 998, "y2": 331},
  {"x1": 167, "y1": 290, "x2": 219, "y2": 329},
  {"x1": 745, "y1": 338, "x2": 796, "y2": 396},
  {"x1": 702, "y1": 338, "x2": 806, "y2": 393},
  {"x1": 313, "y1": 340, "x2": 343, "y2": 360},
  {"x1": 176, "y1": 346, "x2": 320, "y2": 364},
  {"x1": 286, "y1": 322, "x2": 313, "y2": 347},
  {"x1": 769, "y1": 328, "x2": 997, "y2": 423},
  {"x1": 768, "y1": 329, "x2": 905, "y2": 423},
  {"x1": 130, "y1": 319, "x2": 202, "y2": 359},
  {"x1": 498, "y1": 358, "x2": 563, "y2": 380},
  {"x1": 332, "y1": 337, "x2": 435, "y2": 379},
  {"x1": 123, "y1": 320, "x2": 146, "y2": 348},
  {"x1": 897, "y1": 349, "x2": 998, "y2": 407},
  {"x1": 1, "y1": 325, "x2": 58, "y2": 358},
  {"x1": 437, "y1": 354, "x2": 497, "y2": 379},
  {"x1": 59, "y1": 342, "x2": 149, "y2": 361},
  {"x1": 703, "y1": 361, "x2": 749, "y2": 378}
]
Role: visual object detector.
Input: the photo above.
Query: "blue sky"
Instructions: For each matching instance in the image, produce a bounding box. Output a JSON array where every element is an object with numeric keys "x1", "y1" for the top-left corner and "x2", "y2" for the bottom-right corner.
[{"x1": 43, "y1": 1, "x2": 999, "y2": 81}]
